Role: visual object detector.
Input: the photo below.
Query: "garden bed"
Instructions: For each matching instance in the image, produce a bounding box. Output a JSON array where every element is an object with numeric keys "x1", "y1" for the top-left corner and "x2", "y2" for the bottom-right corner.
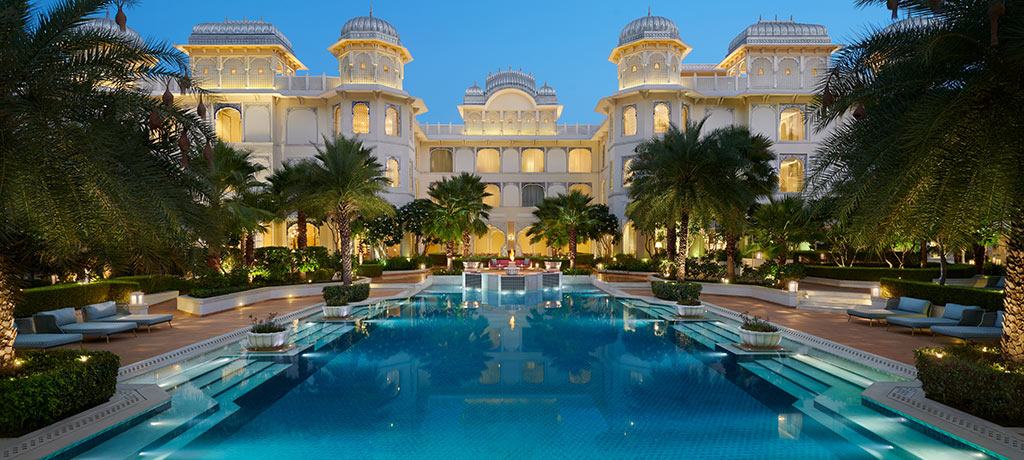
[
  {"x1": 177, "y1": 278, "x2": 369, "y2": 316},
  {"x1": 915, "y1": 344, "x2": 1023, "y2": 427},
  {"x1": 805, "y1": 265, "x2": 974, "y2": 282},
  {"x1": 15, "y1": 281, "x2": 139, "y2": 317}
]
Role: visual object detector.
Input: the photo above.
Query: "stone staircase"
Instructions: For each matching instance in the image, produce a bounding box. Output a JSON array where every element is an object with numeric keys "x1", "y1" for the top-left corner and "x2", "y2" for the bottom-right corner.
[{"x1": 796, "y1": 290, "x2": 873, "y2": 312}]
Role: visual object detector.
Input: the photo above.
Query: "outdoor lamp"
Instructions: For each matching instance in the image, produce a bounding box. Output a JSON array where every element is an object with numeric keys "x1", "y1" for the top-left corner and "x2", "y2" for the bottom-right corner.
[
  {"x1": 756, "y1": 252, "x2": 763, "y2": 260},
  {"x1": 788, "y1": 281, "x2": 799, "y2": 293},
  {"x1": 870, "y1": 286, "x2": 881, "y2": 298},
  {"x1": 130, "y1": 291, "x2": 145, "y2": 305}
]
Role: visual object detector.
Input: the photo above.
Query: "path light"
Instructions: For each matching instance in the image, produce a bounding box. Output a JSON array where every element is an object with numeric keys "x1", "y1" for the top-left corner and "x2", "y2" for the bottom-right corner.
[
  {"x1": 788, "y1": 281, "x2": 799, "y2": 293},
  {"x1": 130, "y1": 291, "x2": 145, "y2": 305},
  {"x1": 79, "y1": 355, "x2": 90, "y2": 363},
  {"x1": 755, "y1": 252, "x2": 763, "y2": 260},
  {"x1": 871, "y1": 286, "x2": 881, "y2": 298}
]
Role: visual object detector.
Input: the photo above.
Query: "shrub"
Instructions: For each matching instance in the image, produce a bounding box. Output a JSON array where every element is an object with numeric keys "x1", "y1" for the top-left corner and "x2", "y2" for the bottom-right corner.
[
  {"x1": 686, "y1": 257, "x2": 726, "y2": 281},
  {"x1": 249, "y1": 312, "x2": 285, "y2": 333},
  {"x1": 323, "y1": 284, "x2": 370, "y2": 305},
  {"x1": 880, "y1": 278, "x2": 1004, "y2": 311},
  {"x1": 382, "y1": 256, "x2": 430, "y2": 271},
  {"x1": 984, "y1": 263, "x2": 1006, "y2": 277},
  {"x1": 15, "y1": 281, "x2": 139, "y2": 317},
  {"x1": 915, "y1": 344, "x2": 1024, "y2": 427},
  {"x1": 0, "y1": 350, "x2": 119, "y2": 437},
  {"x1": 651, "y1": 280, "x2": 702, "y2": 304},
  {"x1": 295, "y1": 246, "x2": 331, "y2": 273},
  {"x1": 356, "y1": 263, "x2": 384, "y2": 278},
  {"x1": 740, "y1": 313, "x2": 779, "y2": 332},
  {"x1": 253, "y1": 246, "x2": 295, "y2": 279},
  {"x1": 187, "y1": 286, "x2": 249, "y2": 298},
  {"x1": 113, "y1": 275, "x2": 191, "y2": 294},
  {"x1": 432, "y1": 268, "x2": 463, "y2": 275},
  {"x1": 606, "y1": 255, "x2": 660, "y2": 272},
  {"x1": 562, "y1": 268, "x2": 592, "y2": 276},
  {"x1": 311, "y1": 269, "x2": 335, "y2": 282},
  {"x1": 804, "y1": 264, "x2": 975, "y2": 282}
]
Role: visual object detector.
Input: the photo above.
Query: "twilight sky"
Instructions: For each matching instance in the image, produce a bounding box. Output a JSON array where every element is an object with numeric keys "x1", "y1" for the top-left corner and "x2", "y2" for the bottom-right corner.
[{"x1": 63, "y1": 0, "x2": 896, "y2": 123}]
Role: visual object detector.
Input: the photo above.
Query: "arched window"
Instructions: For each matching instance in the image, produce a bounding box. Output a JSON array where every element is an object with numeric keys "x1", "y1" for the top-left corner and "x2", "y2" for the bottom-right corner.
[
  {"x1": 215, "y1": 108, "x2": 242, "y2": 143},
  {"x1": 681, "y1": 105, "x2": 689, "y2": 129},
  {"x1": 430, "y1": 149, "x2": 453, "y2": 172},
  {"x1": 568, "y1": 149, "x2": 591, "y2": 173},
  {"x1": 779, "y1": 158, "x2": 805, "y2": 193},
  {"x1": 385, "y1": 158, "x2": 400, "y2": 187},
  {"x1": 333, "y1": 106, "x2": 341, "y2": 136},
  {"x1": 623, "y1": 157, "x2": 635, "y2": 187},
  {"x1": 622, "y1": 106, "x2": 637, "y2": 136},
  {"x1": 385, "y1": 106, "x2": 399, "y2": 136},
  {"x1": 483, "y1": 184, "x2": 500, "y2": 208},
  {"x1": 569, "y1": 183, "x2": 592, "y2": 197},
  {"x1": 352, "y1": 102, "x2": 369, "y2": 134},
  {"x1": 780, "y1": 108, "x2": 805, "y2": 141},
  {"x1": 521, "y1": 148, "x2": 544, "y2": 172},
  {"x1": 522, "y1": 184, "x2": 544, "y2": 207},
  {"x1": 477, "y1": 148, "x2": 500, "y2": 173},
  {"x1": 654, "y1": 102, "x2": 670, "y2": 134}
]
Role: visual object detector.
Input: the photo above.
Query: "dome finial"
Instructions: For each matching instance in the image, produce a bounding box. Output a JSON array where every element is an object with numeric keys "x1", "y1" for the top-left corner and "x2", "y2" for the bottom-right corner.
[
  {"x1": 369, "y1": 6, "x2": 373, "y2": 17},
  {"x1": 648, "y1": 6, "x2": 651, "y2": 16}
]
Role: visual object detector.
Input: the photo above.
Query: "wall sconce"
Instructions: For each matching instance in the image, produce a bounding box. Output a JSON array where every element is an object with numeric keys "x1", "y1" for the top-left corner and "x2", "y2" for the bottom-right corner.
[
  {"x1": 130, "y1": 291, "x2": 145, "y2": 305},
  {"x1": 870, "y1": 286, "x2": 881, "y2": 298},
  {"x1": 788, "y1": 281, "x2": 799, "y2": 293}
]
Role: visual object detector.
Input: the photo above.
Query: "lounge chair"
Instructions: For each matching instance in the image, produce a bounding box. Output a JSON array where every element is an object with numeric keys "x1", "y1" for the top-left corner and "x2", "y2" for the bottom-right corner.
[
  {"x1": 983, "y1": 276, "x2": 1005, "y2": 291},
  {"x1": 83, "y1": 301, "x2": 173, "y2": 332},
  {"x1": 931, "y1": 311, "x2": 1004, "y2": 342},
  {"x1": 33, "y1": 307, "x2": 137, "y2": 343},
  {"x1": 13, "y1": 317, "x2": 83, "y2": 350},
  {"x1": 885, "y1": 303, "x2": 983, "y2": 335},
  {"x1": 847, "y1": 297, "x2": 931, "y2": 326}
]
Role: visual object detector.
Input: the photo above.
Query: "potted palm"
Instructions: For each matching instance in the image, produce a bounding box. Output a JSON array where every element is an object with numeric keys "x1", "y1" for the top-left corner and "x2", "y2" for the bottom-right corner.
[
  {"x1": 323, "y1": 293, "x2": 353, "y2": 318},
  {"x1": 673, "y1": 282, "x2": 704, "y2": 317},
  {"x1": 737, "y1": 312, "x2": 782, "y2": 349},
  {"x1": 247, "y1": 312, "x2": 290, "y2": 349}
]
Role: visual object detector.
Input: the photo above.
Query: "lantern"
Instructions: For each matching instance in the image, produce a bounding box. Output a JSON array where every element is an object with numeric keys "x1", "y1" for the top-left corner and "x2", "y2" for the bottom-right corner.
[
  {"x1": 871, "y1": 286, "x2": 882, "y2": 298},
  {"x1": 130, "y1": 291, "x2": 145, "y2": 305},
  {"x1": 788, "y1": 281, "x2": 799, "y2": 293},
  {"x1": 114, "y1": 3, "x2": 127, "y2": 32}
]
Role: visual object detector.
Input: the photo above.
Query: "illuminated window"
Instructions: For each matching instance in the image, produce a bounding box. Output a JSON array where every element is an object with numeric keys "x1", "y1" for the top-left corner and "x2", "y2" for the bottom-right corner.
[
  {"x1": 757, "y1": 68, "x2": 764, "y2": 75},
  {"x1": 522, "y1": 184, "x2": 544, "y2": 207},
  {"x1": 623, "y1": 157, "x2": 635, "y2": 186},
  {"x1": 257, "y1": 67, "x2": 264, "y2": 75},
  {"x1": 681, "y1": 105, "x2": 689, "y2": 128},
  {"x1": 568, "y1": 149, "x2": 591, "y2": 173},
  {"x1": 779, "y1": 158, "x2": 804, "y2": 192},
  {"x1": 477, "y1": 148, "x2": 500, "y2": 173},
  {"x1": 569, "y1": 183, "x2": 592, "y2": 196},
  {"x1": 483, "y1": 184, "x2": 500, "y2": 207},
  {"x1": 333, "y1": 106, "x2": 341, "y2": 136},
  {"x1": 812, "y1": 68, "x2": 818, "y2": 75},
  {"x1": 653, "y1": 62, "x2": 660, "y2": 70},
  {"x1": 385, "y1": 158, "x2": 400, "y2": 187},
  {"x1": 521, "y1": 148, "x2": 544, "y2": 172},
  {"x1": 779, "y1": 108, "x2": 805, "y2": 141},
  {"x1": 360, "y1": 62, "x2": 366, "y2": 70},
  {"x1": 543, "y1": 118, "x2": 550, "y2": 123},
  {"x1": 622, "y1": 106, "x2": 637, "y2": 136},
  {"x1": 631, "y1": 65, "x2": 637, "y2": 72},
  {"x1": 230, "y1": 67, "x2": 237, "y2": 74},
  {"x1": 203, "y1": 68, "x2": 209, "y2": 75},
  {"x1": 654, "y1": 102, "x2": 670, "y2": 134},
  {"x1": 383, "y1": 65, "x2": 389, "y2": 72},
  {"x1": 352, "y1": 102, "x2": 369, "y2": 134},
  {"x1": 785, "y1": 68, "x2": 791, "y2": 75},
  {"x1": 215, "y1": 108, "x2": 241, "y2": 143},
  {"x1": 385, "y1": 106, "x2": 399, "y2": 136},
  {"x1": 430, "y1": 149, "x2": 453, "y2": 172}
]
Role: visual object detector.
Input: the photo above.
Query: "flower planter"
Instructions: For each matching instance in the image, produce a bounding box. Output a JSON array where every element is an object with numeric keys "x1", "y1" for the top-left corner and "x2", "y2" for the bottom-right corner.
[
  {"x1": 463, "y1": 261, "x2": 481, "y2": 272},
  {"x1": 323, "y1": 305, "x2": 353, "y2": 318},
  {"x1": 675, "y1": 304, "x2": 704, "y2": 317},
  {"x1": 737, "y1": 328, "x2": 783, "y2": 349},
  {"x1": 247, "y1": 330, "x2": 291, "y2": 349}
]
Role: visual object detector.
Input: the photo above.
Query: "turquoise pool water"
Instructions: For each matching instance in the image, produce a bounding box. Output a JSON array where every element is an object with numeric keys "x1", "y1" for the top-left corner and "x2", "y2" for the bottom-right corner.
[{"x1": 71, "y1": 287, "x2": 999, "y2": 459}]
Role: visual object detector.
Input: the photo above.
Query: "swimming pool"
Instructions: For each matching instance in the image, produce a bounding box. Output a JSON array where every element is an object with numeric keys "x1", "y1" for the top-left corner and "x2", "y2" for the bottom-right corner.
[{"x1": 70, "y1": 287, "x2": 999, "y2": 459}]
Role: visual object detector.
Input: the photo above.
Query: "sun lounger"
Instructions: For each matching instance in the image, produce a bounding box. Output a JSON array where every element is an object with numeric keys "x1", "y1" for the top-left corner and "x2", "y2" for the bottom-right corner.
[
  {"x1": 34, "y1": 307, "x2": 137, "y2": 343},
  {"x1": 846, "y1": 297, "x2": 930, "y2": 326},
  {"x1": 82, "y1": 301, "x2": 173, "y2": 332},
  {"x1": 885, "y1": 303, "x2": 983, "y2": 335},
  {"x1": 12, "y1": 317, "x2": 83, "y2": 350},
  {"x1": 931, "y1": 311, "x2": 1004, "y2": 342}
]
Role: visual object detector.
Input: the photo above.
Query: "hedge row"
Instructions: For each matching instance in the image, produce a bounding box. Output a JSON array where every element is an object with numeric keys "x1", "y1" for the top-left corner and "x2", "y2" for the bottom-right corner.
[
  {"x1": 15, "y1": 281, "x2": 139, "y2": 317},
  {"x1": 880, "y1": 277, "x2": 1005, "y2": 311},
  {"x1": 356, "y1": 264, "x2": 384, "y2": 278},
  {"x1": 915, "y1": 345, "x2": 1023, "y2": 427},
  {"x1": 651, "y1": 280, "x2": 702, "y2": 303},
  {"x1": 805, "y1": 264, "x2": 975, "y2": 282},
  {"x1": 0, "y1": 350, "x2": 119, "y2": 437},
  {"x1": 112, "y1": 275, "x2": 192, "y2": 294},
  {"x1": 323, "y1": 284, "x2": 371, "y2": 305}
]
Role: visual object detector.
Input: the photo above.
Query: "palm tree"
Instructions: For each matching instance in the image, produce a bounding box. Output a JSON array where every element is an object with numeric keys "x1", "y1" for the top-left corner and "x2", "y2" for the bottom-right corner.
[
  {"x1": 206, "y1": 142, "x2": 271, "y2": 269},
  {"x1": 266, "y1": 161, "x2": 321, "y2": 251},
  {"x1": 629, "y1": 121, "x2": 748, "y2": 281},
  {"x1": 301, "y1": 136, "x2": 391, "y2": 284},
  {"x1": 750, "y1": 196, "x2": 818, "y2": 265},
  {"x1": 810, "y1": 0, "x2": 1024, "y2": 361},
  {"x1": 425, "y1": 173, "x2": 492, "y2": 269},
  {"x1": 526, "y1": 190, "x2": 600, "y2": 268},
  {"x1": 711, "y1": 126, "x2": 777, "y2": 282},
  {"x1": 0, "y1": 0, "x2": 214, "y2": 369}
]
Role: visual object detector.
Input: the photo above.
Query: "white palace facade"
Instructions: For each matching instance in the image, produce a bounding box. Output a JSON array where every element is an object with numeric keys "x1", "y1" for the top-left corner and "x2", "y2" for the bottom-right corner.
[{"x1": 143, "y1": 12, "x2": 841, "y2": 257}]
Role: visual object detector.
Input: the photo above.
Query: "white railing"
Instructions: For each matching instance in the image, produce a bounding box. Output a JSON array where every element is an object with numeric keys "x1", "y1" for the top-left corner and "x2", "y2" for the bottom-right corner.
[
  {"x1": 274, "y1": 75, "x2": 342, "y2": 91},
  {"x1": 420, "y1": 123, "x2": 603, "y2": 137}
]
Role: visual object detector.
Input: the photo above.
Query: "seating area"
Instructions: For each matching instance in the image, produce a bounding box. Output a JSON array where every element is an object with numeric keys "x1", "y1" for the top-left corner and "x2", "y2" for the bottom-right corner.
[
  {"x1": 931, "y1": 311, "x2": 1005, "y2": 341},
  {"x1": 489, "y1": 258, "x2": 530, "y2": 269},
  {"x1": 846, "y1": 297, "x2": 931, "y2": 326},
  {"x1": 847, "y1": 296, "x2": 1003, "y2": 342},
  {"x1": 15, "y1": 301, "x2": 174, "y2": 349}
]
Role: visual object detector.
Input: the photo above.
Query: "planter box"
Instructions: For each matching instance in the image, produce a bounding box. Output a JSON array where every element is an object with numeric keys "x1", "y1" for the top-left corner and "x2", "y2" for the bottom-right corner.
[
  {"x1": 247, "y1": 330, "x2": 290, "y2": 349},
  {"x1": 675, "y1": 304, "x2": 705, "y2": 317},
  {"x1": 696, "y1": 282, "x2": 801, "y2": 307},
  {"x1": 322, "y1": 305, "x2": 353, "y2": 318},
  {"x1": 177, "y1": 279, "x2": 370, "y2": 316},
  {"x1": 142, "y1": 290, "x2": 179, "y2": 306},
  {"x1": 738, "y1": 328, "x2": 783, "y2": 348}
]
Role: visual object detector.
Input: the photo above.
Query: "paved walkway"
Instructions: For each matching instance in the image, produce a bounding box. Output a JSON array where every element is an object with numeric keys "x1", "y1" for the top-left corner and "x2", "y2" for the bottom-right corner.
[{"x1": 56, "y1": 286, "x2": 407, "y2": 366}]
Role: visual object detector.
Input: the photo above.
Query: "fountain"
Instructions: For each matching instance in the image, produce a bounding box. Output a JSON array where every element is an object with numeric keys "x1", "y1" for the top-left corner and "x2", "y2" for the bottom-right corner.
[{"x1": 462, "y1": 240, "x2": 562, "y2": 306}]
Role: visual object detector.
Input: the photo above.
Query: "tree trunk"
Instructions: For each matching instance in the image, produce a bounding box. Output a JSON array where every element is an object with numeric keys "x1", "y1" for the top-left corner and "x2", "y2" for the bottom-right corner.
[
  {"x1": 675, "y1": 213, "x2": 690, "y2": 281},
  {"x1": 0, "y1": 255, "x2": 19, "y2": 370},
  {"x1": 725, "y1": 232, "x2": 738, "y2": 283},
  {"x1": 244, "y1": 232, "x2": 255, "y2": 268},
  {"x1": 414, "y1": 235, "x2": 422, "y2": 257},
  {"x1": 569, "y1": 226, "x2": 578, "y2": 269},
  {"x1": 207, "y1": 251, "x2": 222, "y2": 273},
  {"x1": 462, "y1": 231, "x2": 471, "y2": 258},
  {"x1": 920, "y1": 239, "x2": 929, "y2": 268},
  {"x1": 665, "y1": 223, "x2": 676, "y2": 261},
  {"x1": 973, "y1": 243, "x2": 986, "y2": 275},
  {"x1": 296, "y1": 211, "x2": 308, "y2": 250},
  {"x1": 446, "y1": 241, "x2": 455, "y2": 270},
  {"x1": 938, "y1": 242, "x2": 948, "y2": 286},
  {"x1": 1003, "y1": 213, "x2": 1024, "y2": 363},
  {"x1": 338, "y1": 208, "x2": 353, "y2": 284}
]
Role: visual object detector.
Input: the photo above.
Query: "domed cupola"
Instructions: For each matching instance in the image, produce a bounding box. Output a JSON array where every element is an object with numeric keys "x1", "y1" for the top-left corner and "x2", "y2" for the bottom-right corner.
[
  {"x1": 339, "y1": 10, "x2": 401, "y2": 46},
  {"x1": 618, "y1": 13, "x2": 680, "y2": 46},
  {"x1": 727, "y1": 19, "x2": 831, "y2": 55},
  {"x1": 80, "y1": 16, "x2": 143, "y2": 46},
  {"x1": 536, "y1": 82, "x2": 557, "y2": 104},
  {"x1": 485, "y1": 67, "x2": 537, "y2": 98},
  {"x1": 463, "y1": 82, "x2": 485, "y2": 104}
]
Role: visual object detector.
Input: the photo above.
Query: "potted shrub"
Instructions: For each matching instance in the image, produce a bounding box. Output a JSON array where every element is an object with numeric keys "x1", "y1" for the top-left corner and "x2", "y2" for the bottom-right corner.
[
  {"x1": 323, "y1": 292, "x2": 353, "y2": 318},
  {"x1": 737, "y1": 312, "x2": 782, "y2": 349},
  {"x1": 247, "y1": 312, "x2": 290, "y2": 349},
  {"x1": 674, "y1": 282, "x2": 704, "y2": 317}
]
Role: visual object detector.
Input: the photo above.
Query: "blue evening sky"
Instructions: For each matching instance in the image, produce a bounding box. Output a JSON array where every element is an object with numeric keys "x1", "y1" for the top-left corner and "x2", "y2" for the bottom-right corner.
[{"x1": 69, "y1": 0, "x2": 894, "y2": 124}]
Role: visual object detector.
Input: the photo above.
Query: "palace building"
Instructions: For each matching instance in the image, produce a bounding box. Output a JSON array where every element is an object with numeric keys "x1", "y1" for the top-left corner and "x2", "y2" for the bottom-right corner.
[{"x1": 149, "y1": 12, "x2": 841, "y2": 257}]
